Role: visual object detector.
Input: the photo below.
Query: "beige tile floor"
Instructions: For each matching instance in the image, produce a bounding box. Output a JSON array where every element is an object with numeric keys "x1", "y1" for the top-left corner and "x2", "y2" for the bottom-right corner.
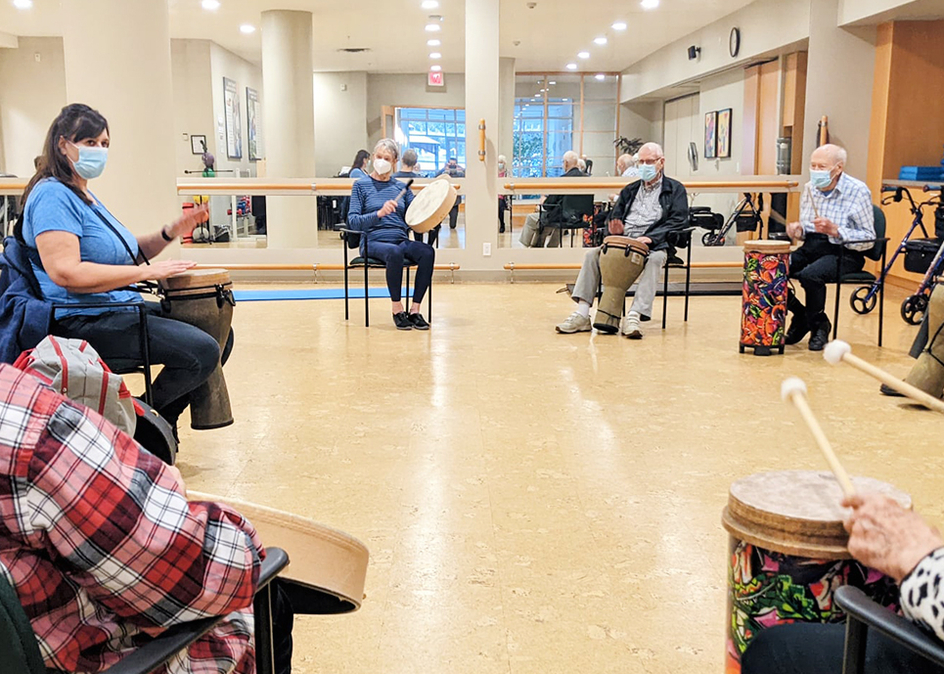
[{"x1": 171, "y1": 282, "x2": 944, "y2": 674}]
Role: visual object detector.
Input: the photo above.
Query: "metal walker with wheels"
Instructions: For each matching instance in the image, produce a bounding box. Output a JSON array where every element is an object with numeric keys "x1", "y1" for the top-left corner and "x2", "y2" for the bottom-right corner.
[
  {"x1": 698, "y1": 192, "x2": 765, "y2": 247},
  {"x1": 849, "y1": 184, "x2": 943, "y2": 321}
]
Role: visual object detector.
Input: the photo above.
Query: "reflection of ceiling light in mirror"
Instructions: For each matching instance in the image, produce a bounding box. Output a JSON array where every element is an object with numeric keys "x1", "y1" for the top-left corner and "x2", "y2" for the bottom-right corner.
[
  {"x1": 427, "y1": 39, "x2": 441, "y2": 46},
  {"x1": 549, "y1": 81, "x2": 556, "y2": 85},
  {"x1": 566, "y1": 63, "x2": 577, "y2": 70},
  {"x1": 578, "y1": 51, "x2": 590, "y2": 59},
  {"x1": 430, "y1": 52, "x2": 441, "y2": 59},
  {"x1": 430, "y1": 65, "x2": 442, "y2": 72},
  {"x1": 612, "y1": 21, "x2": 627, "y2": 30},
  {"x1": 239, "y1": 24, "x2": 256, "y2": 34},
  {"x1": 640, "y1": 0, "x2": 659, "y2": 8},
  {"x1": 594, "y1": 37, "x2": 608, "y2": 45},
  {"x1": 201, "y1": 0, "x2": 220, "y2": 9},
  {"x1": 13, "y1": 0, "x2": 33, "y2": 7},
  {"x1": 563, "y1": 98, "x2": 570, "y2": 101},
  {"x1": 421, "y1": 0, "x2": 439, "y2": 8},
  {"x1": 595, "y1": 74, "x2": 606, "y2": 80},
  {"x1": 425, "y1": 24, "x2": 441, "y2": 32}
]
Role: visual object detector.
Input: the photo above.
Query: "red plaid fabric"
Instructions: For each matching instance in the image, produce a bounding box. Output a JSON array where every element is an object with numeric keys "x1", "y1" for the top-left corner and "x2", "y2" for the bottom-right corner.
[{"x1": 0, "y1": 364, "x2": 265, "y2": 674}]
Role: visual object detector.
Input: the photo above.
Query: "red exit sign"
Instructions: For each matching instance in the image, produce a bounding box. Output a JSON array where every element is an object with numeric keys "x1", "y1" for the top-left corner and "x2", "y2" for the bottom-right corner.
[{"x1": 428, "y1": 71, "x2": 444, "y2": 87}]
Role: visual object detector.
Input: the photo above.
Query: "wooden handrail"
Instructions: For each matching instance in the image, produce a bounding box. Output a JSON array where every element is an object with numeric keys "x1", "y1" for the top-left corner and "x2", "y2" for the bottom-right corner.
[
  {"x1": 478, "y1": 119, "x2": 486, "y2": 163},
  {"x1": 193, "y1": 262, "x2": 461, "y2": 272},
  {"x1": 503, "y1": 179, "x2": 800, "y2": 191},
  {"x1": 176, "y1": 179, "x2": 461, "y2": 195},
  {"x1": 503, "y1": 261, "x2": 741, "y2": 271}
]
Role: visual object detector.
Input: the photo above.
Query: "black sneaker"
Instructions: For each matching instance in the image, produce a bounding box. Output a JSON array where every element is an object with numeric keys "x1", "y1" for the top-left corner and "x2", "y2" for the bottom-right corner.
[
  {"x1": 667, "y1": 253, "x2": 684, "y2": 266},
  {"x1": 393, "y1": 311, "x2": 413, "y2": 330},
  {"x1": 880, "y1": 383, "x2": 905, "y2": 397},
  {"x1": 808, "y1": 314, "x2": 831, "y2": 351},
  {"x1": 784, "y1": 315, "x2": 810, "y2": 345},
  {"x1": 409, "y1": 312, "x2": 430, "y2": 330}
]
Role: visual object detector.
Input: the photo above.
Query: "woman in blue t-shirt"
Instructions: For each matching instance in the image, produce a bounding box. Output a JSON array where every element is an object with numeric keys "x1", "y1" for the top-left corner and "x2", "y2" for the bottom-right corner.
[
  {"x1": 348, "y1": 139, "x2": 435, "y2": 330},
  {"x1": 18, "y1": 103, "x2": 226, "y2": 435}
]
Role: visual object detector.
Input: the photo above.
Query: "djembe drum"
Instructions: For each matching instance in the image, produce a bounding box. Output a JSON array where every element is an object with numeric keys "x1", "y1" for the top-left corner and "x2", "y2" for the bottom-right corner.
[
  {"x1": 740, "y1": 240, "x2": 791, "y2": 356},
  {"x1": 406, "y1": 178, "x2": 458, "y2": 235},
  {"x1": 593, "y1": 235, "x2": 649, "y2": 333},
  {"x1": 721, "y1": 470, "x2": 910, "y2": 673},
  {"x1": 160, "y1": 268, "x2": 235, "y2": 429},
  {"x1": 189, "y1": 491, "x2": 370, "y2": 614},
  {"x1": 904, "y1": 284, "x2": 944, "y2": 397}
]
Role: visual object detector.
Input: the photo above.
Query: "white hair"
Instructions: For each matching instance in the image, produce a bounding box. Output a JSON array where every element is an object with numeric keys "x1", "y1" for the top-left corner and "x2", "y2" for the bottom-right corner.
[
  {"x1": 639, "y1": 142, "x2": 664, "y2": 158},
  {"x1": 373, "y1": 138, "x2": 400, "y2": 160},
  {"x1": 498, "y1": 154, "x2": 507, "y2": 163},
  {"x1": 562, "y1": 150, "x2": 578, "y2": 167},
  {"x1": 617, "y1": 153, "x2": 634, "y2": 170},
  {"x1": 816, "y1": 143, "x2": 847, "y2": 166}
]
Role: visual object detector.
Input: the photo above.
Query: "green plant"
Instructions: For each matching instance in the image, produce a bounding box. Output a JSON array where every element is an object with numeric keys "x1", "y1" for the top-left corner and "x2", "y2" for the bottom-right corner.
[{"x1": 614, "y1": 136, "x2": 644, "y2": 155}]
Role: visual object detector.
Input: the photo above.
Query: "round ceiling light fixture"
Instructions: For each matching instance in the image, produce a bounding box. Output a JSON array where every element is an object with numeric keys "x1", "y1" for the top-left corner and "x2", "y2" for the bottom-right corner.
[
  {"x1": 577, "y1": 51, "x2": 590, "y2": 59},
  {"x1": 239, "y1": 24, "x2": 256, "y2": 34},
  {"x1": 594, "y1": 37, "x2": 608, "y2": 46},
  {"x1": 421, "y1": 0, "x2": 439, "y2": 8},
  {"x1": 431, "y1": 64, "x2": 442, "y2": 72},
  {"x1": 595, "y1": 73, "x2": 606, "y2": 80},
  {"x1": 427, "y1": 38, "x2": 441, "y2": 46},
  {"x1": 425, "y1": 23, "x2": 441, "y2": 32},
  {"x1": 641, "y1": 0, "x2": 660, "y2": 8},
  {"x1": 612, "y1": 21, "x2": 627, "y2": 30},
  {"x1": 201, "y1": 0, "x2": 220, "y2": 9},
  {"x1": 566, "y1": 63, "x2": 578, "y2": 70}
]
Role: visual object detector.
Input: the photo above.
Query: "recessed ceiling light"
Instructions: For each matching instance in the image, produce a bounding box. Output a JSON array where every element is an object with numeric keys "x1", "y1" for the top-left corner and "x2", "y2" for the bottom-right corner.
[
  {"x1": 239, "y1": 24, "x2": 256, "y2": 34},
  {"x1": 594, "y1": 37, "x2": 608, "y2": 46},
  {"x1": 429, "y1": 52, "x2": 442, "y2": 59},
  {"x1": 421, "y1": 0, "x2": 439, "y2": 8},
  {"x1": 640, "y1": 0, "x2": 659, "y2": 8},
  {"x1": 13, "y1": 0, "x2": 32, "y2": 8},
  {"x1": 595, "y1": 73, "x2": 606, "y2": 80},
  {"x1": 430, "y1": 64, "x2": 442, "y2": 72},
  {"x1": 427, "y1": 39, "x2": 441, "y2": 46},
  {"x1": 549, "y1": 81, "x2": 556, "y2": 85},
  {"x1": 566, "y1": 63, "x2": 578, "y2": 70},
  {"x1": 612, "y1": 21, "x2": 627, "y2": 30},
  {"x1": 201, "y1": 0, "x2": 220, "y2": 9},
  {"x1": 425, "y1": 23, "x2": 441, "y2": 32},
  {"x1": 577, "y1": 51, "x2": 590, "y2": 59}
]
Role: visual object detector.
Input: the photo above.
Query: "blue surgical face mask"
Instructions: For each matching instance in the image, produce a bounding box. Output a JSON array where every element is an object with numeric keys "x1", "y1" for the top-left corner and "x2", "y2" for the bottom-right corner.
[
  {"x1": 638, "y1": 163, "x2": 658, "y2": 182},
  {"x1": 810, "y1": 168, "x2": 833, "y2": 190},
  {"x1": 70, "y1": 143, "x2": 108, "y2": 180}
]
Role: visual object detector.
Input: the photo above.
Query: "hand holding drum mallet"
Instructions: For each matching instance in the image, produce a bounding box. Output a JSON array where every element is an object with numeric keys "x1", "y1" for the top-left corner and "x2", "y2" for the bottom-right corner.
[
  {"x1": 781, "y1": 377, "x2": 857, "y2": 498},
  {"x1": 823, "y1": 340, "x2": 944, "y2": 414}
]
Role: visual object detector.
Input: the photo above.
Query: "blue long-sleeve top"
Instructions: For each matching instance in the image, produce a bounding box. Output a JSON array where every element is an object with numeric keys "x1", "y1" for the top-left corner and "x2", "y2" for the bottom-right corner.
[{"x1": 347, "y1": 176, "x2": 415, "y2": 247}]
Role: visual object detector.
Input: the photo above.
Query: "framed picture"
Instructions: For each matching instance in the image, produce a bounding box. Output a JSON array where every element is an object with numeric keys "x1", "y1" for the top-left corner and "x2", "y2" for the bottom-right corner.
[
  {"x1": 717, "y1": 108, "x2": 733, "y2": 159},
  {"x1": 190, "y1": 134, "x2": 207, "y2": 155},
  {"x1": 704, "y1": 111, "x2": 718, "y2": 160},
  {"x1": 223, "y1": 77, "x2": 242, "y2": 159},
  {"x1": 246, "y1": 87, "x2": 263, "y2": 161}
]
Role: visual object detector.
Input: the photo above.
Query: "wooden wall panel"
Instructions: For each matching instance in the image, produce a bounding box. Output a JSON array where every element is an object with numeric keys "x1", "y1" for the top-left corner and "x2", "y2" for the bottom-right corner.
[{"x1": 757, "y1": 61, "x2": 781, "y2": 175}]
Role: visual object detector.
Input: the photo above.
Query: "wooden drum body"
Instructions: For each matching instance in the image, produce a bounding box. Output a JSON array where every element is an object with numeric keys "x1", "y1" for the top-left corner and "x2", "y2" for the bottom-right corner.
[
  {"x1": 160, "y1": 269, "x2": 235, "y2": 430},
  {"x1": 189, "y1": 491, "x2": 369, "y2": 614},
  {"x1": 721, "y1": 471, "x2": 910, "y2": 673},
  {"x1": 740, "y1": 240, "x2": 791, "y2": 356},
  {"x1": 594, "y1": 235, "x2": 649, "y2": 333},
  {"x1": 406, "y1": 178, "x2": 457, "y2": 234}
]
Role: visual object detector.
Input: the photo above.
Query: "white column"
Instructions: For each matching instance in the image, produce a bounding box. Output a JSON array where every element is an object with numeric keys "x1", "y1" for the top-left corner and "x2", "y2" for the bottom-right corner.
[
  {"x1": 61, "y1": 0, "x2": 177, "y2": 242},
  {"x1": 465, "y1": 0, "x2": 500, "y2": 257},
  {"x1": 261, "y1": 10, "x2": 318, "y2": 249},
  {"x1": 498, "y1": 57, "x2": 516, "y2": 162}
]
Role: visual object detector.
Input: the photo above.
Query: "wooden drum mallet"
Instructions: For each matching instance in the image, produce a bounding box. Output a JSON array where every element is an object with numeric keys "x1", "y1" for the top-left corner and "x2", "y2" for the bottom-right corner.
[
  {"x1": 780, "y1": 377, "x2": 856, "y2": 498},
  {"x1": 823, "y1": 340, "x2": 944, "y2": 415}
]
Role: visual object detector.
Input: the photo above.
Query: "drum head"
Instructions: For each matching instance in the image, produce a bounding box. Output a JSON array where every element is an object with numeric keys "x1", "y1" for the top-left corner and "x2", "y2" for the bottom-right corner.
[
  {"x1": 743, "y1": 240, "x2": 792, "y2": 254},
  {"x1": 161, "y1": 268, "x2": 232, "y2": 291},
  {"x1": 602, "y1": 235, "x2": 649, "y2": 256},
  {"x1": 723, "y1": 470, "x2": 911, "y2": 558},
  {"x1": 406, "y1": 179, "x2": 456, "y2": 234}
]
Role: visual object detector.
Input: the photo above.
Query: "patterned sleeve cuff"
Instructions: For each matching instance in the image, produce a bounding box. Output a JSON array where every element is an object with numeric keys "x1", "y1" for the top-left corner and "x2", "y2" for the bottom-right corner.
[{"x1": 901, "y1": 547, "x2": 944, "y2": 642}]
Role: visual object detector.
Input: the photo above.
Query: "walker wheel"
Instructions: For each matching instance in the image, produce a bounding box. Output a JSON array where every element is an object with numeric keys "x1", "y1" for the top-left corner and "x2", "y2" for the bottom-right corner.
[
  {"x1": 850, "y1": 286, "x2": 877, "y2": 315},
  {"x1": 901, "y1": 294, "x2": 928, "y2": 325}
]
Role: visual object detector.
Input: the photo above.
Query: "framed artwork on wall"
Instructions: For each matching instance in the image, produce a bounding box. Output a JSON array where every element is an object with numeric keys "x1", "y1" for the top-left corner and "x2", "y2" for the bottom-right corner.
[
  {"x1": 246, "y1": 87, "x2": 263, "y2": 161},
  {"x1": 704, "y1": 111, "x2": 718, "y2": 160},
  {"x1": 190, "y1": 135, "x2": 207, "y2": 155},
  {"x1": 717, "y1": 108, "x2": 732, "y2": 159},
  {"x1": 223, "y1": 77, "x2": 242, "y2": 159}
]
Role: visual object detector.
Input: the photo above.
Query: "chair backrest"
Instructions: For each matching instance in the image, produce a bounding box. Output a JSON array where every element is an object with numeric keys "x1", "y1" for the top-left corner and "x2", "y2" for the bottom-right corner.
[
  {"x1": 865, "y1": 205, "x2": 887, "y2": 262},
  {"x1": 0, "y1": 569, "x2": 46, "y2": 674},
  {"x1": 561, "y1": 193, "x2": 595, "y2": 222}
]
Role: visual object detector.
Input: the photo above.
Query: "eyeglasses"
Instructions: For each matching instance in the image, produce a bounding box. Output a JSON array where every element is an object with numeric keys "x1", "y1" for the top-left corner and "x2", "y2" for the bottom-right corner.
[{"x1": 637, "y1": 157, "x2": 663, "y2": 165}]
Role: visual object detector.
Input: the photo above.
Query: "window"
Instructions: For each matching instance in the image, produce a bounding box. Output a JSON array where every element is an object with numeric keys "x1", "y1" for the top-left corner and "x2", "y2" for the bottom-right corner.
[{"x1": 395, "y1": 107, "x2": 467, "y2": 174}]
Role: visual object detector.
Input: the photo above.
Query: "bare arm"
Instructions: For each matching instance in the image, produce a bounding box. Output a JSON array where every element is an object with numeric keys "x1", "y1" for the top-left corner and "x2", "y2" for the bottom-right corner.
[
  {"x1": 36, "y1": 231, "x2": 195, "y2": 294},
  {"x1": 135, "y1": 204, "x2": 209, "y2": 260}
]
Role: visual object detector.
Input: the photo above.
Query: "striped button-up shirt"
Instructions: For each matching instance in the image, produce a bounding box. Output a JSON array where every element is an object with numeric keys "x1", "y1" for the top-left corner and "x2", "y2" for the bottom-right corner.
[
  {"x1": 799, "y1": 171, "x2": 875, "y2": 252},
  {"x1": 0, "y1": 364, "x2": 264, "y2": 674},
  {"x1": 623, "y1": 178, "x2": 664, "y2": 238}
]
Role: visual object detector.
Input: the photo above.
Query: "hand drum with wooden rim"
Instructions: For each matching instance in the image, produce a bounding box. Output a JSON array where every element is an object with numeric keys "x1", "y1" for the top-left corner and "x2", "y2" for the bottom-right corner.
[
  {"x1": 406, "y1": 178, "x2": 457, "y2": 234},
  {"x1": 721, "y1": 470, "x2": 910, "y2": 673},
  {"x1": 740, "y1": 240, "x2": 791, "y2": 357}
]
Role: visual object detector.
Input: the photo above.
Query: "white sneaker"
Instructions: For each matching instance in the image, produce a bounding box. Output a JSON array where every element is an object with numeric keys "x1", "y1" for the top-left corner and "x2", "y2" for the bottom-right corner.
[
  {"x1": 556, "y1": 311, "x2": 592, "y2": 334},
  {"x1": 620, "y1": 312, "x2": 643, "y2": 339}
]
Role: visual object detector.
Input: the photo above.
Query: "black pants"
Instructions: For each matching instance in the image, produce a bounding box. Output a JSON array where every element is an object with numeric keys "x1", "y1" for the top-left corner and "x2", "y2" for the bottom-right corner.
[
  {"x1": 742, "y1": 622, "x2": 944, "y2": 674},
  {"x1": 790, "y1": 235, "x2": 865, "y2": 317},
  {"x1": 448, "y1": 196, "x2": 461, "y2": 229},
  {"x1": 367, "y1": 240, "x2": 436, "y2": 304},
  {"x1": 270, "y1": 579, "x2": 294, "y2": 674},
  {"x1": 498, "y1": 197, "x2": 506, "y2": 231},
  {"x1": 55, "y1": 302, "x2": 233, "y2": 426}
]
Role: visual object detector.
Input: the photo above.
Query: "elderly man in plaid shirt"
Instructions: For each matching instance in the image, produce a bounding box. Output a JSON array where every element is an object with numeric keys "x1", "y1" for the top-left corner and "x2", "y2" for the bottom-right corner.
[
  {"x1": 0, "y1": 363, "x2": 292, "y2": 674},
  {"x1": 785, "y1": 144, "x2": 876, "y2": 351}
]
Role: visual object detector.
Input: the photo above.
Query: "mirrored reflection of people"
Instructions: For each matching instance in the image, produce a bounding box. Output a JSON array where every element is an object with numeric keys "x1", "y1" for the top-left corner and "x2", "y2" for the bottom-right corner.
[
  {"x1": 393, "y1": 148, "x2": 421, "y2": 179},
  {"x1": 348, "y1": 139, "x2": 435, "y2": 331},
  {"x1": 742, "y1": 493, "x2": 944, "y2": 674},
  {"x1": 498, "y1": 154, "x2": 509, "y2": 234},
  {"x1": 348, "y1": 149, "x2": 370, "y2": 180},
  {"x1": 784, "y1": 144, "x2": 875, "y2": 351},
  {"x1": 617, "y1": 153, "x2": 639, "y2": 180},
  {"x1": 519, "y1": 150, "x2": 585, "y2": 248},
  {"x1": 437, "y1": 157, "x2": 465, "y2": 229},
  {"x1": 555, "y1": 142, "x2": 688, "y2": 339},
  {"x1": 17, "y1": 103, "x2": 227, "y2": 437}
]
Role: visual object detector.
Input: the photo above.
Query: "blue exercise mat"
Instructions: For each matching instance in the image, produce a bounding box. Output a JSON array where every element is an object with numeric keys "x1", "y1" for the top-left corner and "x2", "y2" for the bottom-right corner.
[{"x1": 233, "y1": 288, "x2": 408, "y2": 302}]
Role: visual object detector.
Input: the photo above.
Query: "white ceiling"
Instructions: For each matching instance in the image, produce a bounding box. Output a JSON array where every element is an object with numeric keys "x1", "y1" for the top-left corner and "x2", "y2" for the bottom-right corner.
[{"x1": 0, "y1": 0, "x2": 760, "y2": 74}]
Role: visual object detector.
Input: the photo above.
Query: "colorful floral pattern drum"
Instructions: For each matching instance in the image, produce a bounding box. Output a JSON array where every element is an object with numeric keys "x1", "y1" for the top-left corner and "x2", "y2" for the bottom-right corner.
[
  {"x1": 722, "y1": 471, "x2": 911, "y2": 673},
  {"x1": 740, "y1": 240, "x2": 791, "y2": 356}
]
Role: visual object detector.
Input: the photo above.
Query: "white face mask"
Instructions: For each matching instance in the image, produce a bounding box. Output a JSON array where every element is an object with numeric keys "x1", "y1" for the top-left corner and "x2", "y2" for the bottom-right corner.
[{"x1": 373, "y1": 158, "x2": 392, "y2": 175}]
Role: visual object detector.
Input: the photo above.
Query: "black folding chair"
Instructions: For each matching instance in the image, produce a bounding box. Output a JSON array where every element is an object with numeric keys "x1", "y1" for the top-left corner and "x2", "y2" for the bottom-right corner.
[{"x1": 832, "y1": 206, "x2": 889, "y2": 347}]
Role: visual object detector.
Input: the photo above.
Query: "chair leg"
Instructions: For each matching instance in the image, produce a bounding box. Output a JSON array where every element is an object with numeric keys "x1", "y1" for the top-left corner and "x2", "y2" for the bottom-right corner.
[
  {"x1": 253, "y1": 584, "x2": 276, "y2": 674},
  {"x1": 684, "y1": 245, "x2": 692, "y2": 322},
  {"x1": 878, "y1": 249, "x2": 886, "y2": 347},
  {"x1": 343, "y1": 255, "x2": 350, "y2": 322},
  {"x1": 841, "y1": 617, "x2": 868, "y2": 674},
  {"x1": 406, "y1": 266, "x2": 411, "y2": 306},
  {"x1": 662, "y1": 261, "x2": 669, "y2": 330},
  {"x1": 137, "y1": 305, "x2": 154, "y2": 407},
  {"x1": 428, "y1": 274, "x2": 433, "y2": 323},
  {"x1": 364, "y1": 263, "x2": 370, "y2": 328},
  {"x1": 833, "y1": 281, "x2": 841, "y2": 340}
]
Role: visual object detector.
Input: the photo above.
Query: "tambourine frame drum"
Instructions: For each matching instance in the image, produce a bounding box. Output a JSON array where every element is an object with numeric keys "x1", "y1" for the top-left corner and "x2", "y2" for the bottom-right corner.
[
  {"x1": 721, "y1": 470, "x2": 910, "y2": 673},
  {"x1": 405, "y1": 177, "x2": 458, "y2": 234}
]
